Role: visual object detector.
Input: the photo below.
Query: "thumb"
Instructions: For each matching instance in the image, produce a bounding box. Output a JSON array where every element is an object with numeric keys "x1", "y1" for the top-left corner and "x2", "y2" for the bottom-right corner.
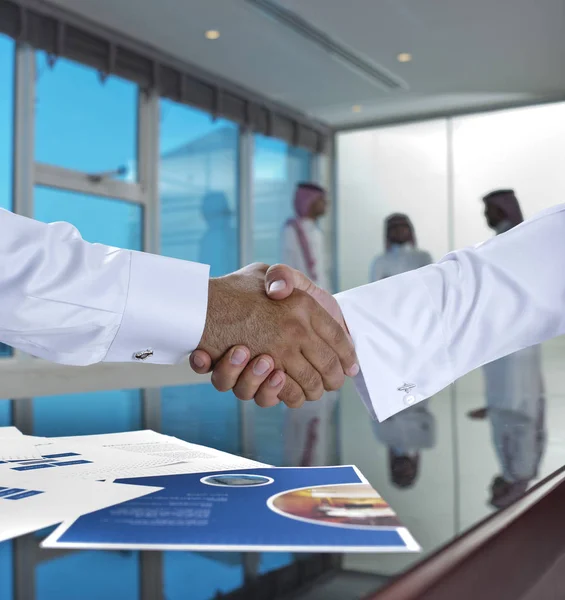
[{"x1": 265, "y1": 264, "x2": 316, "y2": 300}]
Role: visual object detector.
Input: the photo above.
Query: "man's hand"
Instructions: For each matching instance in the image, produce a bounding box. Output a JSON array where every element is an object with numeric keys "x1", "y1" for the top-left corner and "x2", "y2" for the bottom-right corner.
[
  {"x1": 192, "y1": 264, "x2": 356, "y2": 407},
  {"x1": 196, "y1": 263, "x2": 358, "y2": 408}
]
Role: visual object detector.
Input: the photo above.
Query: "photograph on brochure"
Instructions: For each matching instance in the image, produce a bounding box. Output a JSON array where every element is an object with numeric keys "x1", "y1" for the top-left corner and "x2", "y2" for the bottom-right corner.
[{"x1": 42, "y1": 465, "x2": 420, "y2": 553}]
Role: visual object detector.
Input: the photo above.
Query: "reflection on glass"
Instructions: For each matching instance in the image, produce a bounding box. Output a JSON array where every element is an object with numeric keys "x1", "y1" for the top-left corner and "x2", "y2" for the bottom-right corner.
[
  {"x1": 451, "y1": 106, "x2": 565, "y2": 533},
  {"x1": 253, "y1": 136, "x2": 311, "y2": 266},
  {"x1": 159, "y1": 101, "x2": 243, "y2": 596},
  {"x1": 34, "y1": 187, "x2": 142, "y2": 250},
  {"x1": 160, "y1": 100, "x2": 238, "y2": 276},
  {"x1": 35, "y1": 52, "x2": 137, "y2": 179},
  {"x1": 250, "y1": 136, "x2": 312, "y2": 576},
  {"x1": 337, "y1": 120, "x2": 452, "y2": 579},
  {"x1": 32, "y1": 188, "x2": 143, "y2": 597},
  {"x1": 468, "y1": 191, "x2": 546, "y2": 509},
  {"x1": 161, "y1": 384, "x2": 240, "y2": 455},
  {"x1": 36, "y1": 550, "x2": 140, "y2": 600},
  {"x1": 369, "y1": 214, "x2": 436, "y2": 489},
  {"x1": 33, "y1": 389, "x2": 142, "y2": 438},
  {"x1": 0, "y1": 35, "x2": 14, "y2": 357}
]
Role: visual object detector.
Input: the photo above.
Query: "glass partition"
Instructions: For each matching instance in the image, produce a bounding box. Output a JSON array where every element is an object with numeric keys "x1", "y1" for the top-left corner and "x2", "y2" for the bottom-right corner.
[{"x1": 336, "y1": 101, "x2": 565, "y2": 586}]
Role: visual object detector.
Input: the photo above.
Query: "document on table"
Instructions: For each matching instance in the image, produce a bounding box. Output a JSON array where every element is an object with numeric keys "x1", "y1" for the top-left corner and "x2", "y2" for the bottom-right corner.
[
  {"x1": 54, "y1": 430, "x2": 270, "y2": 477},
  {"x1": 42, "y1": 465, "x2": 420, "y2": 554},
  {"x1": 0, "y1": 427, "x2": 43, "y2": 461},
  {"x1": 0, "y1": 442, "x2": 177, "y2": 482},
  {"x1": 0, "y1": 472, "x2": 161, "y2": 543}
]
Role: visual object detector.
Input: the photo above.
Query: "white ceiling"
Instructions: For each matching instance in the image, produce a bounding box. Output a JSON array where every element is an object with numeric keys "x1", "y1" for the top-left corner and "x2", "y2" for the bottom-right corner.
[{"x1": 48, "y1": 0, "x2": 565, "y2": 127}]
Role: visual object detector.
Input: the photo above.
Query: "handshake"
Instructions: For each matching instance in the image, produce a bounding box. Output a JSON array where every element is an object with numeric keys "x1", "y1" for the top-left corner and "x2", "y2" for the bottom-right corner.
[{"x1": 191, "y1": 263, "x2": 359, "y2": 408}]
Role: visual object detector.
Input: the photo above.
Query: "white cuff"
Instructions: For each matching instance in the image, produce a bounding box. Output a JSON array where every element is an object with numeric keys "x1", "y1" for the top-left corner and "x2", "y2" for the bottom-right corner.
[
  {"x1": 335, "y1": 268, "x2": 453, "y2": 421},
  {"x1": 104, "y1": 251, "x2": 210, "y2": 364}
]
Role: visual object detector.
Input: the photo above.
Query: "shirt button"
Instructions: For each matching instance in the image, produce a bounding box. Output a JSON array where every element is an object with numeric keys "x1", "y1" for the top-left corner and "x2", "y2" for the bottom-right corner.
[{"x1": 404, "y1": 394, "x2": 416, "y2": 406}]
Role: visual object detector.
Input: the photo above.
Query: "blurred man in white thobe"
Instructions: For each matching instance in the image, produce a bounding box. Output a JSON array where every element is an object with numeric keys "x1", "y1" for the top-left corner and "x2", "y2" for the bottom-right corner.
[
  {"x1": 473, "y1": 190, "x2": 546, "y2": 509},
  {"x1": 281, "y1": 183, "x2": 336, "y2": 466},
  {"x1": 370, "y1": 214, "x2": 436, "y2": 488}
]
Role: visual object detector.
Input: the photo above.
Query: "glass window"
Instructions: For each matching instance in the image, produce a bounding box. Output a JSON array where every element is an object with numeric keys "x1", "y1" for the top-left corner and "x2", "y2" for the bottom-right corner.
[
  {"x1": 33, "y1": 389, "x2": 142, "y2": 437},
  {"x1": 249, "y1": 138, "x2": 313, "y2": 467},
  {"x1": 165, "y1": 552, "x2": 244, "y2": 600},
  {"x1": 252, "y1": 135, "x2": 311, "y2": 266},
  {"x1": 32, "y1": 187, "x2": 143, "y2": 598},
  {"x1": 35, "y1": 53, "x2": 137, "y2": 180},
  {"x1": 249, "y1": 137, "x2": 312, "y2": 577},
  {"x1": 159, "y1": 101, "x2": 243, "y2": 597},
  {"x1": 36, "y1": 551, "x2": 140, "y2": 600},
  {"x1": 0, "y1": 35, "x2": 14, "y2": 358},
  {"x1": 34, "y1": 187, "x2": 142, "y2": 250},
  {"x1": 159, "y1": 100, "x2": 239, "y2": 277},
  {"x1": 161, "y1": 384, "x2": 240, "y2": 455}
]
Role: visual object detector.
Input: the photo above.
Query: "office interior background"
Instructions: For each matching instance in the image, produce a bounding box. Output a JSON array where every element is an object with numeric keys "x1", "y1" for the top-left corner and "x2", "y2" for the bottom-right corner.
[{"x1": 1, "y1": 0, "x2": 565, "y2": 599}]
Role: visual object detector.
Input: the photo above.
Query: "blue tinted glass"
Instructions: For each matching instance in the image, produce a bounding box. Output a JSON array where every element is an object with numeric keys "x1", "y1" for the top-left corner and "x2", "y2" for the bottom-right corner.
[
  {"x1": 251, "y1": 137, "x2": 311, "y2": 576},
  {"x1": 0, "y1": 541, "x2": 11, "y2": 600},
  {"x1": 0, "y1": 398, "x2": 11, "y2": 426},
  {"x1": 0, "y1": 35, "x2": 13, "y2": 210},
  {"x1": 33, "y1": 389, "x2": 142, "y2": 437},
  {"x1": 0, "y1": 35, "x2": 14, "y2": 358},
  {"x1": 36, "y1": 550, "x2": 140, "y2": 600},
  {"x1": 161, "y1": 383, "x2": 244, "y2": 597},
  {"x1": 0, "y1": 396, "x2": 12, "y2": 600},
  {"x1": 160, "y1": 100, "x2": 239, "y2": 277},
  {"x1": 34, "y1": 187, "x2": 142, "y2": 249},
  {"x1": 165, "y1": 552, "x2": 244, "y2": 600},
  {"x1": 252, "y1": 136, "x2": 312, "y2": 265},
  {"x1": 35, "y1": 53, "x2": 137, "y2": 180},
  {"x1": 161, "y1": 384, "x2": 240, "y2": 455}
]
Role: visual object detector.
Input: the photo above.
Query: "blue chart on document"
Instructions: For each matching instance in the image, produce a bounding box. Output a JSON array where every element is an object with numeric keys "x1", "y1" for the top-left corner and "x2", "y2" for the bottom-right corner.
[{"x1": 0, "y1": 452, "x2": 92, "y2": 472}]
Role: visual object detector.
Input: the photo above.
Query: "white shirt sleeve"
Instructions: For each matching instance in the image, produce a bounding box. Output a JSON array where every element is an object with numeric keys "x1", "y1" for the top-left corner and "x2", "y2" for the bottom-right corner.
[
  {"x1": 0, "y1": 209, "x2": 209, "y2": 366},
  {"x1": 336, "y1": 204, "x2": 565, "y2": 422}
]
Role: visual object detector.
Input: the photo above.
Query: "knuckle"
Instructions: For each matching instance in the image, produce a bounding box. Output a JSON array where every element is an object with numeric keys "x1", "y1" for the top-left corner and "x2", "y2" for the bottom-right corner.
[
  {"x1": 321, "y1": 353, "x2": 341, "y2": 377},
  {"x1": 211, "y1": 371, "x2": 231, "y2": 393},
  {"x1": 330, "y1": 324, "x2": 346, "y2": 345},
  {"x1": 325, "y1": 370, "x2": 345, "y2": 392},
  {"x1": 298, "y1": 367, "x2": 322, "y2": 393},
  {"x1": 281, "y1": 384, "x2": 304, "y2": 408},
  {"x1": 306, "y1": 386, "x2": 323, "y2": 402}
]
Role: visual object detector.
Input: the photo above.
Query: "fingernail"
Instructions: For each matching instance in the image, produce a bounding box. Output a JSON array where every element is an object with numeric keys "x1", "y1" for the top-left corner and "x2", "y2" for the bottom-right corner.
[
  {"x1": 268, "y1": 280, "x2": 286, "y2": 293},
  {"x1": 253, "y1": 358, "x2": 271, "y2": 376},
  {"x1": 269, "y1": 373, "x2": 283, "y2": 387},
  {"x1": 193, "y1": 355, "x2": 205, "y2": 368},
  {"x1": 347, "y1": 363, "x2": 360, "y2": 377},
  {"x1": 231, "y1": 348, "x2": 247, "y2": 366}
]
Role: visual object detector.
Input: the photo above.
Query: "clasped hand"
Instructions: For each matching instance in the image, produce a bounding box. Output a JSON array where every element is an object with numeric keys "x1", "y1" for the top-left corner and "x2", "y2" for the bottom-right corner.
[{"x1": 194, "y1": 263, "x2": 357, "y2": 408}]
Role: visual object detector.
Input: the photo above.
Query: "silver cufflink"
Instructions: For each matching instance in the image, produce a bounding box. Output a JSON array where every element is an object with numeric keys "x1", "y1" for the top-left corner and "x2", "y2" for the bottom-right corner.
[
  {"x1": 398, "y1": 383, "x2": 415, "y2": 393},
  {"x1": 134, "y1": 349, "x2": 154, "y2": 361}
]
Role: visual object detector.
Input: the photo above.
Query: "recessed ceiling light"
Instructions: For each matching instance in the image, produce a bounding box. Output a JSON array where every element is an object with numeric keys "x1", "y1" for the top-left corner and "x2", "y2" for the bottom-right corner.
[
  {"x1": 397, "y1": 53, "x2": 412, "y2": 63},
  {"x1": 205, "y1": 30, "x2": 220, "y2": 40},
  {"x1": 352, "y1": 105, "x2": 362, "y2": 113}
]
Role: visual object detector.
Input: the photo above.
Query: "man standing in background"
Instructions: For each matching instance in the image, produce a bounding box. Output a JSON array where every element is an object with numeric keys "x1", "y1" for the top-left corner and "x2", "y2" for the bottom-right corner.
[
  {"x1": 470, "y1": 190, "x2": 546, "y2": 509},
  {"x1": 369, "y1": 214, "x2": 435, "y2": 488},
  {"x1": 281, "y1": 183, "x2": 335, "y2": 466}
]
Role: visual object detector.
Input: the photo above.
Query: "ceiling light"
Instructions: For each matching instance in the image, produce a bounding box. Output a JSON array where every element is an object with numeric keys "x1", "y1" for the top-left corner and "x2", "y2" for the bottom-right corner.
[
  {"x1": 352, "y1": 105, "x2": 362, "y2": 113},
  {"x1": 397, "y1": 53, "x2": 412, "y2": 63},
  {"x1": 205, "y1": 30, "x2": 220, "y2": 40}
]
